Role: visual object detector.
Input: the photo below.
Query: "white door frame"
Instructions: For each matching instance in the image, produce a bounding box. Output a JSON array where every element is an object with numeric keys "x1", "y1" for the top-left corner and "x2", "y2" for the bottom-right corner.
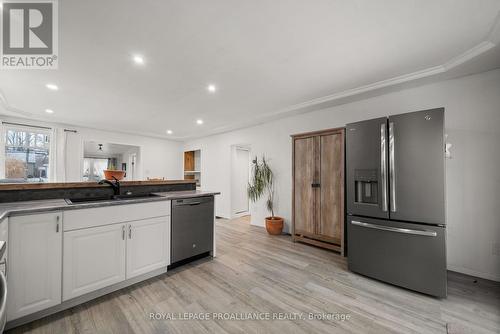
[{"x1": 230, "y1": 145, "x2": 251, "y2": 218}]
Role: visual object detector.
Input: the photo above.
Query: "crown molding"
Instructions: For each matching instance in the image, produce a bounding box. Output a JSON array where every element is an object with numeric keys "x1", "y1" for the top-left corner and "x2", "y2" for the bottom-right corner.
[
  {"x1": 0, "y1": 89, "x2": 34, "y2": 117},
  {"x1": 487, "y1": 10, "x2": 500, "y2": 44},
  {"x1": 178, "y1": 11, "x2": 500, "y2": 141},
  {"x1": 2, "y1": 12, "x2": 499, "y2": 142}
]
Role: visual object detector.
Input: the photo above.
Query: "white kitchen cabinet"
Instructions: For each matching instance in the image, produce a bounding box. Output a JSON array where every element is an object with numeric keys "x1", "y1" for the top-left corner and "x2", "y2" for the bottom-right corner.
[
  {"x1": 63, "y1": 223, "x2": 126, "y2": 301},
  {"x1": 126, "y1": 216, "x2": 170, "y2": 279},
  {"x1": 7, "y1": 212, "x2": 62, "y2": 321}
]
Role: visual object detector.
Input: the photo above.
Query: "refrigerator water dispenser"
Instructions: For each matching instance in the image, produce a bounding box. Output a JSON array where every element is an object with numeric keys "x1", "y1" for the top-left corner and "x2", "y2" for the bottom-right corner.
[{"x1": 354, "y1": 169, "x2": 378, "y2": 204}]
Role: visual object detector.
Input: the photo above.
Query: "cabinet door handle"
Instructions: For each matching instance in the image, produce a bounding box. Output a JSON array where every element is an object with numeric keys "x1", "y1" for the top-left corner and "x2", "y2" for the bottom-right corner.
[
  {"x1": 311, "y1": 183, "x2": 320, "y2": 188},
  {"x1": 56, "y1": 215, "x2": 60, "y2": 233},
  {"x1": 122, "y1": 225, "x2": 125, "y2": 240},
  {"x1": 128, "y1": 225, "x2": 132, "y2": 239}
]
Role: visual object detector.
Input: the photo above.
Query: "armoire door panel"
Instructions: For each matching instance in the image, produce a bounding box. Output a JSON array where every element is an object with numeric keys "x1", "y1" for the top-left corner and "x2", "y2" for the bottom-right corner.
[
  {"x1": 293, "y1": 137, "x2": 315, "y2": 235},
  {"x1": 313, "y1": 136, "x2": 321, "y2": 235},
  {"x1": 319, "y1": 132, "x2": 344, "y2": 242}
]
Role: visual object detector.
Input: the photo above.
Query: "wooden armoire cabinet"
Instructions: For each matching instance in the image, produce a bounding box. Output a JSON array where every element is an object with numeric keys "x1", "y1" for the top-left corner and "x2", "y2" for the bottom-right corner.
[{"x1": 291, "y1": 127, "x2": 345, "y2": 255}]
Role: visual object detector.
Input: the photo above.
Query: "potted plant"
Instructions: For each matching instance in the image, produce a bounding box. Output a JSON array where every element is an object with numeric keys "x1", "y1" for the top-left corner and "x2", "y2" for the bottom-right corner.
[
  {"x1": 247, "y1": 156, "x2": 284, "y2": 235},
  {"x1": 103, "y1": 162, "x2": 126, "y2": 181}
]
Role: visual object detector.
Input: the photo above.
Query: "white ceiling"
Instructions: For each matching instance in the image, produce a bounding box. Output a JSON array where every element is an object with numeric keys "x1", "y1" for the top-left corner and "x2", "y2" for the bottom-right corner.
[{"x1": 1, "y1": 0, "x2": 500, "y2": 140}]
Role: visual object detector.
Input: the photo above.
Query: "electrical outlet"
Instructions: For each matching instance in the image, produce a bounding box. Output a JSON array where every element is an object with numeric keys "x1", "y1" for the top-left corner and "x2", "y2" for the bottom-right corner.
[{"x1": 493, "y1": 242, "x2": 500, "y2": 256}]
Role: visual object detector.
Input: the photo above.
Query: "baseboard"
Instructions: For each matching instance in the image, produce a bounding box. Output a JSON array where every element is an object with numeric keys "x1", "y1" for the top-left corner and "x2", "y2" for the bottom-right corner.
[
  {"x1": 231, "y1": 212, "x2": 250, "y2": 219},
  {"x1": 447, "y1": 265, "x2": 500, "y2": 282}
]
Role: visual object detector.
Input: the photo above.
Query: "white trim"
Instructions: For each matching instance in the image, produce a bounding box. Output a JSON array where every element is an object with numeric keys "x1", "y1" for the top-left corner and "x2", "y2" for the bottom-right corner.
[
  {"x1": 173, "y1": 12, "x2": 500, "y2": 141},
  {"x1": 486, "y1": 10, "x2": 500, "y2": 44},
  {"x1": 0, "y1": 89, "x2": 33, "y2": 117},
  {"x1": 443, "y1": 41, "x2": 495, "y2": 70},
  {"x1": 230, "y1": 145, "x2": 251, "y2": 219},
  {"x1": 0, "y1": 123, "x2": 5, "y2": 179},
  {"x1": 447, "y1": 265, "x2": 500, "y2": 282}
]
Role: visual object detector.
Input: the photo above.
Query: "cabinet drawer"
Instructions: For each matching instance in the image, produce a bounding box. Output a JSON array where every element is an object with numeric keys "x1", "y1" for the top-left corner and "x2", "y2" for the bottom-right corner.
[{"x1": 63, "y1": 201, "x2": 170, "y2": 231}]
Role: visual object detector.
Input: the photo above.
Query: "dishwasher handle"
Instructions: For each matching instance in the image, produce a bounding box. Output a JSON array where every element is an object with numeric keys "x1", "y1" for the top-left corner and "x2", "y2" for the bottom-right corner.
[
  {"x1": 175, "y1": 202, "x2": 202, "y2": 206},
  {"x1": 173, "y1": 196, "x2": 214, "y2": 207}
]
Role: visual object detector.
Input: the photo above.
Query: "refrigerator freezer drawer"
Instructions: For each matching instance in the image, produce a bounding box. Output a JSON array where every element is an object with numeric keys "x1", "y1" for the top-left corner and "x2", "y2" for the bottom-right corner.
[{"x1": 347, "y1": 216, "x2": 447, "y2": 298}]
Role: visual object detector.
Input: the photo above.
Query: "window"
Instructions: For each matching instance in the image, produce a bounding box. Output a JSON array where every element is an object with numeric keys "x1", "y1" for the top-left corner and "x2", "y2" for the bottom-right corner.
[{"x1": 2, "y1": 126, "x2": 51, "y2": 183}]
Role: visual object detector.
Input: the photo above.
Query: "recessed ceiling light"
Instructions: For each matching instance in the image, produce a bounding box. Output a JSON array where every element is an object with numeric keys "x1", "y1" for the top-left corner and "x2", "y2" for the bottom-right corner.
[
  {"x1": 132, "y1": 55, "x2": 145, "y2": 65},
  {"x1": 207, "y1": 84, "x2": 217, "y2": 93},
  {"x1": 196, "y1": 119, "x2": 204, "y2": 125},
  {"x1": 45, "y1": 83, "x2": 58, "y2": 91},
  {"x1": 166, "y1": 130, "x2": 173, "y2": 135},
  {"x1": 45, "y1": 109, "x2": 54, "y2": 114}
]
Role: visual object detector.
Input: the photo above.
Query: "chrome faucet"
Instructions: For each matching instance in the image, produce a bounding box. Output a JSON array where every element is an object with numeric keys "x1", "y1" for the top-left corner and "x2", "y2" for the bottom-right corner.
[{"x1": 98, "y1": 176, "x2": 121, "y2": 196}]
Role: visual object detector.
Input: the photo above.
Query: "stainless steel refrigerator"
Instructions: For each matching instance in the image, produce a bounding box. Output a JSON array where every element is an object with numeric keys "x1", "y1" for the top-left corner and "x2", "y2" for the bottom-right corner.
[{"x1": 346, "y1": 108, "x2": 447, "y2": 298}]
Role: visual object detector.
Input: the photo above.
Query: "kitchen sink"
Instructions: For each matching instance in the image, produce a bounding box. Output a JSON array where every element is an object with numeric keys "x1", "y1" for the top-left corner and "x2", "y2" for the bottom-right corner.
[{"x1": 65, "y1": 193, "x2": 163, "y2": 205}]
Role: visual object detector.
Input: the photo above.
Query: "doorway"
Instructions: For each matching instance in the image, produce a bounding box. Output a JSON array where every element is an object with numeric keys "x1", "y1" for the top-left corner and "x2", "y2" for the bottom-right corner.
[
  {"x1": 231, "y1": 145, "x2": 250, "y2": 218},
  {"x1": 129, "y1": 153, "x2": 137, "y2": 180},
  {"x1": 82, "y1": 141, "x2": 140, "y2": 181}
]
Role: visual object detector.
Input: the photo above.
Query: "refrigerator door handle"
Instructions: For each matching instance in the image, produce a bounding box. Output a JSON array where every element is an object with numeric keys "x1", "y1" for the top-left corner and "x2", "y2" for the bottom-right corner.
[
  {"x1": 380, "y1": 123, "x2": 388, "y2": 212},
  {"x1": 389, "y1": 121, "x2": 396, "y2": 212},
  {"x1": 351, "y1": 220, "x2": 437, "y2": 237}
]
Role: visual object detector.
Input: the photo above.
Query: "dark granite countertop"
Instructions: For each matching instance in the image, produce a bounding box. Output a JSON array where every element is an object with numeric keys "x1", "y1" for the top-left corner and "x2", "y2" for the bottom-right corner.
[{"x1": 0, "y1": 190, "x2": 220, "y2": 223}]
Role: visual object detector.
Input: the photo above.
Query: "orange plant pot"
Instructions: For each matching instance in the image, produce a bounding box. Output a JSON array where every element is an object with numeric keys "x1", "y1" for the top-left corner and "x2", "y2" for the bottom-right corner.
[
  {"x1": 103, "y1": 170, "x2": 126, "y2": 181},
  {"x1": 265, "y1": 217, "x2": 284, "y2": 235}
]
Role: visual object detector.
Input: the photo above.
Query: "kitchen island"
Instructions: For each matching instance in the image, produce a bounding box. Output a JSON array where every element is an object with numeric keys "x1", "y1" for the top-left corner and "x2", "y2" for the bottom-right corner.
[{"x1": 0, "y1": 181, "x2": 219, "y2": 330}]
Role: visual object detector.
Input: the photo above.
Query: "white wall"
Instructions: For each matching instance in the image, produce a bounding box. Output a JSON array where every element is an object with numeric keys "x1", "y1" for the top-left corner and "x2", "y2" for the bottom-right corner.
[
  {"x1": 185, "y1": 69, "x2": 500, "y2": 281},
  {"x1": 0, "y1": 116, "x2": 183, "y2": 182}
]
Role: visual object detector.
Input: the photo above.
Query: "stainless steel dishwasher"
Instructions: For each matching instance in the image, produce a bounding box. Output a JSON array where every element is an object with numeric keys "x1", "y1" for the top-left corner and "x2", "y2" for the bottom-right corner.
[{"x1": 171, "y1": 196, "x2": 214, "y2": 264}]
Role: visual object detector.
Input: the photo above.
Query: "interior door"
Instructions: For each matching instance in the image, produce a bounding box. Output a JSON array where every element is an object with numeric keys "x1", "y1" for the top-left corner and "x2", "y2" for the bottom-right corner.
[
  {"x1": 293, "y1": 136, "x2": 316, "y2": 235},
  {"x1": 318, "y1": 131, "x2": 344, "y2": 243},
  {"x1": 346, "y1": 117, "x2": 389, "y2": 219},
  {"x1": 231, "y1": 147, "x2": 250, "y2": 216},
  {"x1": 127, "y1": 217, "x2": 170, "y2": 279},
  {"x1": 388, "y1": 108, "x2": 445, "y2": 224}
]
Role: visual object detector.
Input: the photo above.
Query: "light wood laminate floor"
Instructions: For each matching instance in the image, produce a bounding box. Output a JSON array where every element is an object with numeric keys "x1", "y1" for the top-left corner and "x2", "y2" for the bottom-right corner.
[{"x1": 7, "y1": 216, "x2": 500, "y2": 334}]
